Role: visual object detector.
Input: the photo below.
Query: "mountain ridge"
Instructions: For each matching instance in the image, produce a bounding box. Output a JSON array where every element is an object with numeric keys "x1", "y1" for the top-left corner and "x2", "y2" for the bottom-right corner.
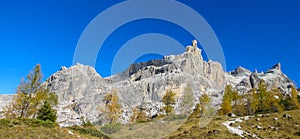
[{"x1": 43, "y1": 40, "x2": 225, "y2": 127}]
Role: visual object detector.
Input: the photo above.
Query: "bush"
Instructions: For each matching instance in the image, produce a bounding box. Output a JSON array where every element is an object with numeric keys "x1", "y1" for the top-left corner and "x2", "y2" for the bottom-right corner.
[
  {"x1": 101, "y1": 123, "x2": 121, "y2": 134},
  {"x1": 21, "y1": 118, "x2": 57, "y2": 128},
  {"x1": 69, "y1": 126, "x2": 110, "y2": 139},
  {"x1": 37, "y1": 101, "x2": 57, "y2": 122},
  {"x1": 80, "y1": 116, "x2": 94, "y2": 127},
  {"x1": 0, "y1": 119, "x2": 13, "y2": 127},
  {"x1": 0, "y1": 118, "x2": 57, "y2": 128},
  {"x1": 163, "y1": 113, "x2": 188, "y2": 121}
]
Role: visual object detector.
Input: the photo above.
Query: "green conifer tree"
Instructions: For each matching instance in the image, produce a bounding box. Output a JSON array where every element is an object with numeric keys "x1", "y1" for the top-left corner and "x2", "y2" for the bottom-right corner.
[{"x1": 37, "y1": 101, "x2": 57, "y2": 122}]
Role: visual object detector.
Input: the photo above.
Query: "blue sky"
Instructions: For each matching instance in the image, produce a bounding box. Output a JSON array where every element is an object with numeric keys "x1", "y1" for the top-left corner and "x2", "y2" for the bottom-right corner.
[{"x1": 0, "y1": 0, "x2": 299, "y2": 94}]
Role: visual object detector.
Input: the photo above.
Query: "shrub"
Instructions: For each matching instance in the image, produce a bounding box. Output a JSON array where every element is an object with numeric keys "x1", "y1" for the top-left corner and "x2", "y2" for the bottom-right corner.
[
  {"x1": 37, "y1": 101, "x2": 57, "y2": 122},
  {"x1": 0, "y1": 119, "x2": 12, "y2": 127},
  {"x1": 21, "y1": 118, "x2": 57, "y2": 128},
  {"x1": 101, "y1": 123, "x2": 121, "y2": 134},
  {"x1": 163, "y1": 113, "x2": 188, "y2": 121},
  {"x1": 0, "y1": 118, "x2": 57, "y2": 128},
  {"x1": 80, "y1": 116, "x2": 94, "y2": 127},
  {"x1": 69, "y1": 126, "x2": 110, "y2": 139}
]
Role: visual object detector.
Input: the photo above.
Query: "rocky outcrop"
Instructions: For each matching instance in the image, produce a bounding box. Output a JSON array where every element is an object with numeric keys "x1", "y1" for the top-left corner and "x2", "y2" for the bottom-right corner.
[
  {"x1": 44, "y1": 63, "x2": 110, "y2": 127},
  {"x1": 225, "y1": 63, "x2": 294, "y2": 94}
]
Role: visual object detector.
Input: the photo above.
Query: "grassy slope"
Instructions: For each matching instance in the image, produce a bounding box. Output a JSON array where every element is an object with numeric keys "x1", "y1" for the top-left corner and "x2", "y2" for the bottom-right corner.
[
  {"x1": 0, "y1": 119, "x2": 106, "y2": 139},
  {"x1": 164, "y1": 108, "x2": 240, "y2": 139},
  {"x1": 1, "y1": 110, "x2": 299, "y2": 139},
  {"x1": 165, "y1": 110, "x2": 300, "y2": 139},
  {"x1": 238, "y1": 110, "x2": 300, "y2": 139},
  {"x1": 107, "y1": 118, "x2": 185, "y2": 139}
]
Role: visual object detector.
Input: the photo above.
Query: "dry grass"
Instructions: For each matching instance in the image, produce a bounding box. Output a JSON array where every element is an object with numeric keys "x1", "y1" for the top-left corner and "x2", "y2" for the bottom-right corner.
[
  {"x1": 0, "y1": 119, "x2": 102, "y2": 139},
  {"x1": 239, "y1": 110, "x2": 300, "y2": 139},
  {"x1": 165, "y1": 109, "x2": 300, "y2": 139},
  {"x1": 164, "y1": 109, "x2": 240, "y2": 139},
  {"x1": 102, "y1": 118, "x2": 186, "y2": 139},
  {"x1": 1, "y1": 110, "x2": 300, "y2": 139}
]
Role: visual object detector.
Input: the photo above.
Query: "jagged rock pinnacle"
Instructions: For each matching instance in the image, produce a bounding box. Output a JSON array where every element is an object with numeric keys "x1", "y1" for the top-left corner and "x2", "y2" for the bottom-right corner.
[
  {"x1": 271, "y1": 63, "x2": 281, "y2": 71},
  {"x1": 185, "y1": 40, "x2": 203, "y2": 60}
]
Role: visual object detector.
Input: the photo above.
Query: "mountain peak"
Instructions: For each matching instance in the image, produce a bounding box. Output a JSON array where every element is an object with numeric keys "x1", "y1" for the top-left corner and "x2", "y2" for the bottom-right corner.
[
  {"x1": 185, "y1": 40, "x2": 202, "y2": 57},
  {"x1": 270, "y1": 63, "x2": 281, "y2": 71},
  {"x1": 230, "y1": 66, "x2": 251, "y2": 76}
]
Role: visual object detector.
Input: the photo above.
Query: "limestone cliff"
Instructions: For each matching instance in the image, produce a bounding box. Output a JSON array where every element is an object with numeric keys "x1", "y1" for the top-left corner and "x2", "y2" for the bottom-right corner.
[{"x1": 44, "y1": 40, "x2": 225, "y2": 127}]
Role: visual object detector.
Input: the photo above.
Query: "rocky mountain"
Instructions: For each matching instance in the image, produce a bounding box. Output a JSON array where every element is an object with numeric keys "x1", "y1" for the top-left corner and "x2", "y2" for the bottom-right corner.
[
  {"x1": 44, "y1": 40, "x2": 225, "y2": 127},
  {"x1": 0, "y1": 40, "x2": 297, "y2": 128},
  {"x1": 225, "y1": 63, "x2": 295, "y2": 95}
]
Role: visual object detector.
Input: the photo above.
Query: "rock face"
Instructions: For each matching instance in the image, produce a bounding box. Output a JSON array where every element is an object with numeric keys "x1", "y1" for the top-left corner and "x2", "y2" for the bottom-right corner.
[
  {"x1": 43, "y1": 40, "x2": 225, "y2": 127},
  {"x1": 44, "y1": 64, "x2": 110, "y2": 126},
  {"x1": 225, "y1": 63, "x2": 295, "y2": 94},
  {"x1": 0, "y1": 94, "x2": 13, "y2": 118}
]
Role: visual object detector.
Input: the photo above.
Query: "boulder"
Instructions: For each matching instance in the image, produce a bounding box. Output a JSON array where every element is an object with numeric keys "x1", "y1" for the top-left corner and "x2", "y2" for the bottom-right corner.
[
  {"x1": 282, "y1": 113, "x2": 293, "y2": 120},
  {"x1": 227, "y1": 113, "x2": 236, "y2": 118}
]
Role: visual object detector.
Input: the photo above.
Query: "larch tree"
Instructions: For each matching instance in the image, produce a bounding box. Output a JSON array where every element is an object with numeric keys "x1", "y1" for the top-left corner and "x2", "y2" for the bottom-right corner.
[
  {"x1": 104, "y1": 90, "x2": 122, "y2": 123},
  {"x1": 252, "y1": 80, "x2": 271, "y2": 113},
  {"x1": 233, "y1": 94, "x2": 248, "y2": 116},
  {"x1": 4, "y1": 64, "x2": 57, "y2": 119},
  {"x1": 199, "y1": 93, "x2": 210, "y2": 112},
  {"x1": 270, "y1": 87, "x2": 284, "y2": 112},
  {"x1": 162, "y1": 90, "x2": 176, "y2": 115},
  {"x1": 221, "y1": 85, "x2": 236, "y2": 114},
  {"x1": 289, "y1": 86, "x2": 300, "y2": 110},
  {"x1": 250, "y1": 80, "x2": 283, "y2": 114}
]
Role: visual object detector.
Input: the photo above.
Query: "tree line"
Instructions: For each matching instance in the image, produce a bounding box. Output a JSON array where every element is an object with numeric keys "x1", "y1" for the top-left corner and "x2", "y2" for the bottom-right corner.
[{"x1": 221, "y1": 81, "x2": 300, "y2": 116}]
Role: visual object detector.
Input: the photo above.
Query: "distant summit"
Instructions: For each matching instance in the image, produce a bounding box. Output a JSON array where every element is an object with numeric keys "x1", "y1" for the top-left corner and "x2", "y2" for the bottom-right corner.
[{"x1": 226, "y1": 63, "x2": 294, "y2": 94}]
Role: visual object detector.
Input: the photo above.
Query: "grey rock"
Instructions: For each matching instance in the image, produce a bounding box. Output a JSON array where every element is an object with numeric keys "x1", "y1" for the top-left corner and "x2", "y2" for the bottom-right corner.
[
  {"x1": 226, "y1": 63, "x2": 295, "y2": 95},
  {"x1": 230, "y1": 67, "x2": 251, "y2": 77},
  {"x1": 44, "y1": 40, "x2": 225, "y2": 127},
  {"x1": 213, "y1": 129, "x2": 221, "y2": 134},
  {"x1": 256, "y1": 125, "x2": 263, "y2": 130},
  {"x1": 0, "y1": 94, "x2": 14, "y2": 118},
  {"x1": 227, "y1": 113, "x2": 236, "y2": 118},
  {"x1": 282, "y1": 113, "x2": 293, "y2": 120},
  {"x1": 45, "y1": 63, "x2": 110, "y2": 127},
  {"x1": 208, "y1": 129, "x2": 221, "y2": 135}
]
